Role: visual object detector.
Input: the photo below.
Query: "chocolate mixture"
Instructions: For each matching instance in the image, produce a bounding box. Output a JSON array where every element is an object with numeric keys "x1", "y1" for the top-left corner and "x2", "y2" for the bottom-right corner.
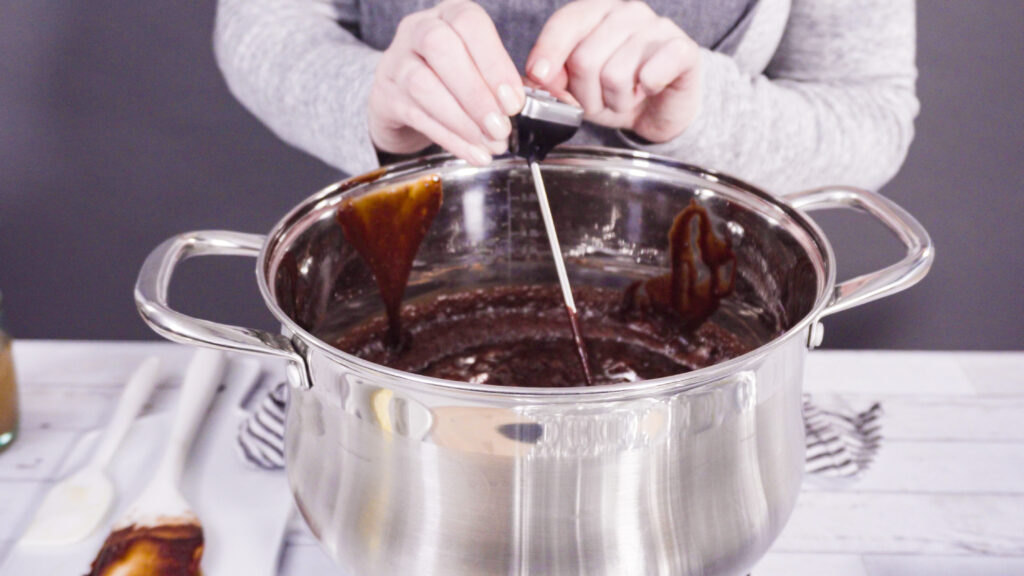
[
  {"x1": 333, "y1": 285, "x2": 747, "y2": 387},
  {"x1": 333, "y1": 178, "x2": 742, "y2": 387}
]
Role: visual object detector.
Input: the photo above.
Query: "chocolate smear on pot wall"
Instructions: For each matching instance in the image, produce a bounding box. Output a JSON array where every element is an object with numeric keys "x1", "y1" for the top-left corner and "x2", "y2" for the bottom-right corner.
[
  {"x1": 622, "y1": 199, "x2": 737, "y2": 329},
  {"x1": 335, "y1": 174, "x2": 443, "y2": 348}
]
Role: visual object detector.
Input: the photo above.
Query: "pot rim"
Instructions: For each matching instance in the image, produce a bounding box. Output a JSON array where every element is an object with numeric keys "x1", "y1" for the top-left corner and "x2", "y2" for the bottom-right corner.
[{"x1": 256, "y1": 146, "x2": 837, "y2": 398}]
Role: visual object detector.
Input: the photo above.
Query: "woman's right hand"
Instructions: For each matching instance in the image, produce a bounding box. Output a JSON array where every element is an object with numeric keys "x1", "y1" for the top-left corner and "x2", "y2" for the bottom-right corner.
[{"x1": 368, "y1": 0, "x2": 525, "y2": 166}]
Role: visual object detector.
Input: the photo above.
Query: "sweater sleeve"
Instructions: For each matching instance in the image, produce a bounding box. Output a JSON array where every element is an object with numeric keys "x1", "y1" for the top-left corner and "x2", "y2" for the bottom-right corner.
[
  {"x1": 213, "y1": 0, "x2": 382, "y2": 176},
  {"x1": 621, "y1": 0, "x2": 919, "y2": 194}
]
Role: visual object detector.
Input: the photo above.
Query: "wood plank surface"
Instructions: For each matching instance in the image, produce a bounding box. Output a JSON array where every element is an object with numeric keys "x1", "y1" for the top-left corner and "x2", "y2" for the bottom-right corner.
[{"x1": 0, "y1": 343, "x2": 1020, "y2": 575}]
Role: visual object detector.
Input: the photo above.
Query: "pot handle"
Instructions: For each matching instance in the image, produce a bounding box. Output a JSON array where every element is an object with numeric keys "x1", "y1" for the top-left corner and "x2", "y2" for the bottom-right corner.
[
  {"x1": 785, "y1": 186, "x2": 934, "y2": 319},
  {"x1": 134, "y1": 230, "x2": 304, "y2": 366}
]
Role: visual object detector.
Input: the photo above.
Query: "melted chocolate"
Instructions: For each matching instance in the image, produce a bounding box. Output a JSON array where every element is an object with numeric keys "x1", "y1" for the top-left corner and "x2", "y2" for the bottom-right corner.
[
  {"x1": 331, "y1": 182, "x2": 741, "y2": 387},
  {"x1": 333, "y1": 285, "x2": 749, "y2": 387},
  {"x1": 87, "y1": 523, "x2": 204, "y2": 576},
  {"x1": 336, "y1": 174, "x2": 443, "y2": 347}
]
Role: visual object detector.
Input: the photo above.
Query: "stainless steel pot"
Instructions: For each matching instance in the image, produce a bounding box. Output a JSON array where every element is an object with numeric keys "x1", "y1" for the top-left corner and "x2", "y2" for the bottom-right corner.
[{"x1": 136, "y1": 148, "x2": 932, "y2": 576}]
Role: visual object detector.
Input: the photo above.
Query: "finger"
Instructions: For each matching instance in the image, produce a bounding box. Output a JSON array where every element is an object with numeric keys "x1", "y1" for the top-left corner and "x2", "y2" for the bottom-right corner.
[
  {"x1": 599, "y1": 35, "x2": 647, "y2": 114},
  {"x1": 631, "y1": 33, "x2": 701, "y2": 142},
  {"x1": 526, "y1": 0, "x2": 617, "y2": 85},
  {"x1": 410, "y1": 17, "x2": 512, "y2": 143},
  {"x1": 401, "y1": 100, "x2": 493, "y2": 166},
  {"x1": 566, "y1": 1, "x2": 655, "y2": 114},
  {"x1": 387, "y1": 70, "x2": 493, "y2": 165},
  {"x1": 525, "y1": 72, "x2": 579, "y2": 108},
  {"x1": 600, "y1": 19, "x2": 678, "y2": 113},
  {"x1": 397, "y1": 58, "x2": 492, "y2": 151},
  {"x1": 437, "y1": 0, "x2": 525, "y2": 115},
  {"x1": 637, "y1": 33, "x2": 700, "y2": 96}
]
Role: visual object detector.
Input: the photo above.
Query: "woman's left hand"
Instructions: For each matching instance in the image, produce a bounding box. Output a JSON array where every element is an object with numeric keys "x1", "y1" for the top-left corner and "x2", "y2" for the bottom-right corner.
[{"x1": 526, "y1": 0, "x2": 702, "y2": 144}]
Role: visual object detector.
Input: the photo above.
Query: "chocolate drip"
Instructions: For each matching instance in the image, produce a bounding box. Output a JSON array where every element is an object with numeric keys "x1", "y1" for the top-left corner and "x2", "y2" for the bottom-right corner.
[{"x1": 336, "y1": 174, "x2": 443, "y2": 347}]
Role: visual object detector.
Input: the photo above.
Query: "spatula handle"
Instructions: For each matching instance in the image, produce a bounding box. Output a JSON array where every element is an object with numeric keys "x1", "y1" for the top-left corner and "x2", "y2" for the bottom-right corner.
[
  {"x1": 90, "y1": 357, "x2": 163, "y2": 471},
  {"x1": 155, "y1": 349, "x2": 226, "y2": 486}
]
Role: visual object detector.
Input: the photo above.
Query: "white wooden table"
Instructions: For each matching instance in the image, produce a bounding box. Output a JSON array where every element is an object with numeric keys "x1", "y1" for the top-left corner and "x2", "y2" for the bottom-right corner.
[{"x1": 1, "y1": 341, "x2": 1021, "y2": 575}]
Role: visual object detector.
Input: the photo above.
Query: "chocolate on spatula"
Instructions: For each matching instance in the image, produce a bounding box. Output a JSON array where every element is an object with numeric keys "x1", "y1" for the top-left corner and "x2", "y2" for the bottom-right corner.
[
  {"x1": 86, "y1": 350, "x2": 226, "y2": 576},
  {"x1": 88, "y1": 523, "x2": 203, "y2": 576}
]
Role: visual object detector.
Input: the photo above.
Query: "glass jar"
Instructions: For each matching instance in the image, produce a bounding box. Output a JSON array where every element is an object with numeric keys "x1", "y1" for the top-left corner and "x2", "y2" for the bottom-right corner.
[{"x1": 0, "y1": 292, "x2": 18, "y2": 453}]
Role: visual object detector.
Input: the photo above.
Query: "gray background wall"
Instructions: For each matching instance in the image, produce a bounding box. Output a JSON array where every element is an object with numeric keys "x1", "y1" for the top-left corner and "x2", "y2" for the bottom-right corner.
[{"x1": 1, "y1": 1, "x2": 1021, "y2": 349}]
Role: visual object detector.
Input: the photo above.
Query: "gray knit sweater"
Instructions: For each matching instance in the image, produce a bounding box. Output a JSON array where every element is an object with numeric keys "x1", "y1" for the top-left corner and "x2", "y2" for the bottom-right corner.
[{"x1": 213, "y1": 0, "x2": 918, "y2": 195}]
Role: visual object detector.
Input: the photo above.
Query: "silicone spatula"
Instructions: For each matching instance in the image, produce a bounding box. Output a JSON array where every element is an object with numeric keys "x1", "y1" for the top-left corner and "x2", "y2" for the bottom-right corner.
[{"x1": 19, "y1": 357, "x2": 163, "y2": 546}]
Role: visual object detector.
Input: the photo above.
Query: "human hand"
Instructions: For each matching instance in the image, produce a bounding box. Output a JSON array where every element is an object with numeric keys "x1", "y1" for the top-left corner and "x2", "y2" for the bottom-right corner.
[
  {"x1": 526, "y1": 0, "x2": 702, "y2": 144},
  {"x1": 368, "y1": 0, "x2": 525, "y2": 166}
]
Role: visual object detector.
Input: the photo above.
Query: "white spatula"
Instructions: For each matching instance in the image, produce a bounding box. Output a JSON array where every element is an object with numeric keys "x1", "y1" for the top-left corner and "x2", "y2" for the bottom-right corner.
[
  {"x1": 19, "y1": 356, "x2": 163, "y2": 546},
  {"x1": 87, "y1": 348, "x2": 225, "y2": 575}
]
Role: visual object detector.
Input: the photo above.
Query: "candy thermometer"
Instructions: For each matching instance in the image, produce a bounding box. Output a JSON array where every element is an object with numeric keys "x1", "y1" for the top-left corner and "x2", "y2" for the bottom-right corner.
[{"x1": 510, "y1": 88, "x2": 593, "y2": 384}]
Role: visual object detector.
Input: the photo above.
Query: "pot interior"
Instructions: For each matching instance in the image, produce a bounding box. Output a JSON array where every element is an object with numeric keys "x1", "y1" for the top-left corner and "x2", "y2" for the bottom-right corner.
[{"x1": 264, "y1": 149, "x2": 827, "y2": 380}]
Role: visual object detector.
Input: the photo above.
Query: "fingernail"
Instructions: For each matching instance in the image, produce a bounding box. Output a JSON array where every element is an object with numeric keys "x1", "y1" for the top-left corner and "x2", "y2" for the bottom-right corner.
[
  {"x1": 468, "y1": 146, "x2": 492, "y2": 166},
  {"x1": 531, "y1": 59, "x2": 551, "y2": 81},
  {"x1": 486, "y1": 139, "x2": 508, "y2": 155},
  {"x1": 484, "y1": 112, "x2": 511, "y2": 140},
  {"x1": 498, "y1": 84, "x2": 523, "y2": 115}
]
